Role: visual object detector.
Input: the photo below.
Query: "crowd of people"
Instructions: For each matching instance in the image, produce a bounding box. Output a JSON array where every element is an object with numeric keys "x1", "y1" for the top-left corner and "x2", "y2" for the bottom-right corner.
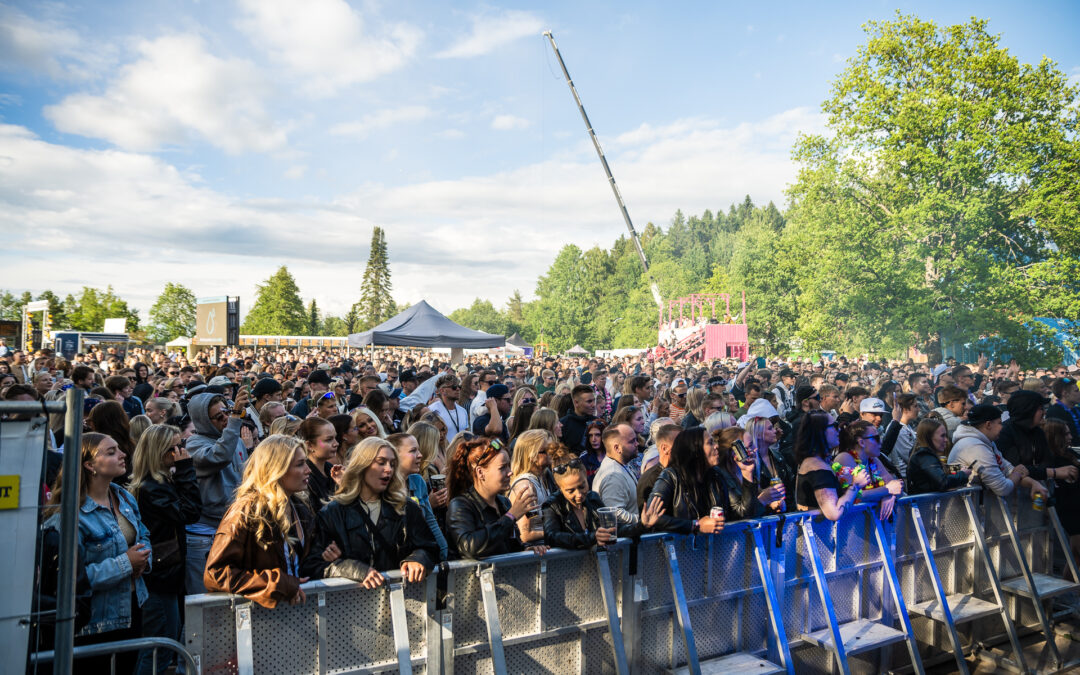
[{"x1": 5, "y1": 341, "x2": 1080, "y2": 673}]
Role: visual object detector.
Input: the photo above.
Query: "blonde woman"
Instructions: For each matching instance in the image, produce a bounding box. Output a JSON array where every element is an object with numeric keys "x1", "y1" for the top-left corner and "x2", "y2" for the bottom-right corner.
[
  {"x1": 528, "y1": 407, "x2": 564, "y2": 440},
  {"x1": 301, "y1": 438, "x2": 438, "y2": 588},
  {"x1": 352, "y1": 406, "x2": 386, "y2": 440},
  {"x1": 129, "y1": 414, "x2": 152, "y2": 445},
  {"x1": 268, "y1": 414, "x2": 302, "y2": 437},
  {"x1": 203, "y1": 435, "x2": 314, "y2": 609},
  {"x1": 407, "y1": 421, "x2": 450, "y2": 509},
  {"x1": 129, "y1": 424, "x2": 201, "y2": 674},
  {"x1": 508, "y1": 430, "x2": 554, "y2": 544}
]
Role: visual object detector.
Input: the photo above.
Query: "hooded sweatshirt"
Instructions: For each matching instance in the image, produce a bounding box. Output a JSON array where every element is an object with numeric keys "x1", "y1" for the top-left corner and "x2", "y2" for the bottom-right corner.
[
  {"x1": 187, "y1": 393, "x2": 247, "y2": 528},
  {"x1": 948, "y1": 423, "x2": 1016, "y2": 497},
  {"x1": 996, "y1": 390, "x2": 1052, "y2": 481},
  {"x1": 932, "y1": 406, "x2": 963, "y2": 441}
]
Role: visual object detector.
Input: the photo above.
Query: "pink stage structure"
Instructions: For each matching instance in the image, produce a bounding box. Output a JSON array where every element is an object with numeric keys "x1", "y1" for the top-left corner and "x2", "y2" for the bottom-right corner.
[{"x1": 655, "y1": 292, "x2": 750, "y2": 362}]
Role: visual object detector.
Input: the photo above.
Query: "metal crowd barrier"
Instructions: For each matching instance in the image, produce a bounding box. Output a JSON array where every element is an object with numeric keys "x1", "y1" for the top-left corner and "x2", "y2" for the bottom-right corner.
[{"x1": 185, "y1": 487, "x2": 1080, "y2": 675}]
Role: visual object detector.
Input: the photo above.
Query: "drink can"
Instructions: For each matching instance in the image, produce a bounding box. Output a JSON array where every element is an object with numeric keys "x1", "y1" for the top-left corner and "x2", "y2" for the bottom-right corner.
[
  {"x1": 939, "y1": 455, "x2": 948, "y2": 467},
  {"x1": 430, "y1": 474, "x2": 445, "y2": 492},
  {"x1": 947, "y1": 464, "x2": 962, "y2": 476},
  {"x1": 770, "y1": 476, "x2": 784, "y2": 491},
  {"x1": 1033, "y1": 493, "x2": 1045, "y2": 511},
  {"x1": 710, "y1": 506, "x2": 724, "y2": 520}
]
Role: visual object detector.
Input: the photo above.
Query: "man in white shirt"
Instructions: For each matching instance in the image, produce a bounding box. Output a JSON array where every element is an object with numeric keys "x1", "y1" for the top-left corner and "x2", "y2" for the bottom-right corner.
[
  {"x1": 429, "y1": 373, "x2": 470, "y2": 438},
  {"x1": 469, "y1": 369, "x2": 498, "y2": 420},
  {"x1": 593, "y1": 424, "x2": 640, "y2": 527}
]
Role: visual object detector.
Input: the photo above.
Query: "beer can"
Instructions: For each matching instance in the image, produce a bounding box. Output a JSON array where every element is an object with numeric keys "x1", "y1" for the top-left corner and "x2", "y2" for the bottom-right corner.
[
  {"x1": 770, "y1": 476, "x2": 784, "y2": 491},
  {"x1": 710, "y1": 506, "x2": 724, "y2": 520},
  {"x1": 1033, "y1": 493, "x2": 1045, "y2": 511}
]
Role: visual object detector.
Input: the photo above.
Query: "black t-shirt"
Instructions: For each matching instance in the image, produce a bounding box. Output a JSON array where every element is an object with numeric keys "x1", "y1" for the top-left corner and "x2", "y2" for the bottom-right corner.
[{"x1": 472, "y1": 414, "x2": 509, "y2": 442}]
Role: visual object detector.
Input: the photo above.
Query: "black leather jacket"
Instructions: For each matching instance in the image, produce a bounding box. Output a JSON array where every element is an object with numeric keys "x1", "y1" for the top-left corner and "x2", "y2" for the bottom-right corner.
[
  {"x1": 906, "y1": 446, "x2": 968, "y2": 495},
  {"x1": 717, "y1": 466, "x2": 771, "y2": 521},
  {"x1": 302, "y1": 498, "x2": 437, "y2": 580},
  {"x1": 542, "y1": 491, "x2": 641, "y2": 550},
  {"x1": 134, "y1": 458, "x2": 203, "y2": 593},
  {"x1": 447, "y1": 487, "x2": 523, "y2": 560},
  {"x1": 647, "y1": 466, "x2": 730, "y2": 534}
]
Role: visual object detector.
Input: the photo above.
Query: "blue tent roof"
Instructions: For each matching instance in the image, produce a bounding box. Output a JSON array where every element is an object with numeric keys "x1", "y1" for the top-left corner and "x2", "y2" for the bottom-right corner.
[{"x1": 347, "y1": 300, "x2": 505, "y2": 348}]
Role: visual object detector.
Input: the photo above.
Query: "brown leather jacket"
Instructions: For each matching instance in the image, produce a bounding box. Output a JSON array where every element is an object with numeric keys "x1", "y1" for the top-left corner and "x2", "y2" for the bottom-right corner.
[{"x1": 203, "y1": 496, "x2": 315, "y2": 608}]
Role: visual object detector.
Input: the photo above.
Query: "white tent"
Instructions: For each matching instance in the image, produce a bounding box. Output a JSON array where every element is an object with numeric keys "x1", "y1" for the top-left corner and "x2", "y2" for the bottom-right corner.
[{"x1": 165, "y1": 336, "x2": 192, "y2": 348}]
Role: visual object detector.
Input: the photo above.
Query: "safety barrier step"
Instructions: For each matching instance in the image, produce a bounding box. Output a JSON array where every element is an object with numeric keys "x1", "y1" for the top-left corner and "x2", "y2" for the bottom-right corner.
[
  {"x1": 908, "y1": 593, "x2": 1001, "y2": 624},
  {"x1": 1000, "y1": 573, "x2": 1079, "y2": 599},
  {"x1": 666, "y1": 651, "x2": 784, "y2": 675},
  {"x1": 801, "y1": 618, "x2": 907, "y2": 655}
]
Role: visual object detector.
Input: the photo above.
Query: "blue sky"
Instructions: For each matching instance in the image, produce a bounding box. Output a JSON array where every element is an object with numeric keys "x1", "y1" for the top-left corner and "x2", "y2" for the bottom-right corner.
[{"x1": 1, "y1": 0, "x2": 1077, "y2": 323}]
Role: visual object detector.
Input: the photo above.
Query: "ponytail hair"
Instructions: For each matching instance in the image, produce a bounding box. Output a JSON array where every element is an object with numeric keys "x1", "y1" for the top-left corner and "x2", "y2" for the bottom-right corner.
[{"x1": 446, "y1": 436, "x2": 507, "y2": 500}]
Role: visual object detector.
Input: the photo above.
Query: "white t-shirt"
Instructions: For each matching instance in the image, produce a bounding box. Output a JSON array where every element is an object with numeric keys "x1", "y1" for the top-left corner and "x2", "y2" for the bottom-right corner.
[{"x1": 430, "y1": 399, "x2": 470, "y2": 438}]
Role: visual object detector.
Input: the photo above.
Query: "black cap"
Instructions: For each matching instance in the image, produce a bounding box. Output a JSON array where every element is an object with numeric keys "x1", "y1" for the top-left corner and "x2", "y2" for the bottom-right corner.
[
  {"x1": 307, "y1": 369, "x2": 332, "y2": 386},
  {"x1": 252, "y1": 377, "x2": 282, "y2": 399},
  {"x1": 1007, "y1": 389, "x2": 1051, "y2": 421},
  {"x1": 966, "y1": 404, "x2": 1002, "y2": 427},
  {"x1": 779, "y1": 368, "x2": 796, "y2": 379},
  {"x1": 795, "y1": 385, "x2": 818, "y2": 406}
]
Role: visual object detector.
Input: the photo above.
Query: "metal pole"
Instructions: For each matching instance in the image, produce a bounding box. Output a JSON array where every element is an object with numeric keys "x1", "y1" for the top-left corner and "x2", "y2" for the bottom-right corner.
[
  {"x1": 55, "y1": 386, "x2": 85, "y2": 675},
  {"x1": 543, "y1": 31, "x2": 663, "y2": 309}
]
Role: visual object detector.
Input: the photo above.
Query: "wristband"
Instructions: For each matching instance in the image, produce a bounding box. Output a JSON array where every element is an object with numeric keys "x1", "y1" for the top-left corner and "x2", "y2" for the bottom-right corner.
[{"x1": 692, "y1": 519, "x2": 700, "y2": 533}]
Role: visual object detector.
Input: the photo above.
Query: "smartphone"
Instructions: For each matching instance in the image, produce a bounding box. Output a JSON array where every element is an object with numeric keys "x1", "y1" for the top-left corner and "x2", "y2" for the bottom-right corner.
[
  {"x1": 756, "y1": 357, "x2": 766, "y2": 369},
  {"x1": 732, "y1": 439, "x2": 751, "y2": 463}
]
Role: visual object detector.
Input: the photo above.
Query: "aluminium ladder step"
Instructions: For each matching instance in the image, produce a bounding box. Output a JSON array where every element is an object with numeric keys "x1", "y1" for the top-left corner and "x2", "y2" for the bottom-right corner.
[
  {"x1": 666, "y1": 651, "x2": 785, "y2": 675},
  {"x1": 907, "y1": 593, "x2": 1001, "y2": 624},
  {"x1": 1000, "y1": 573, "x2": 1079, "y2": 599},
  {"x1": 800, "y1": 618, "x2": 907, "y2": 655}
]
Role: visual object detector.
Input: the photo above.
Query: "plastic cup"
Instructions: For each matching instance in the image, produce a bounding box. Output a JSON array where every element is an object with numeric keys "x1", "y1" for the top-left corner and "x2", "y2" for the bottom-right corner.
[{"x1": 597, "y1": 506, "x2": 618, "y2": 533}]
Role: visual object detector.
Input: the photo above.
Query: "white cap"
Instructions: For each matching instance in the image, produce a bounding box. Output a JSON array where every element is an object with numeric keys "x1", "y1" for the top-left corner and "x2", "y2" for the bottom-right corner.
[
  {"x1": 744, "y1": 398, "x2": 780, "y2": 420},
  {"x1": 859, "y1": 397, "x2": 887, "y2": 414}
]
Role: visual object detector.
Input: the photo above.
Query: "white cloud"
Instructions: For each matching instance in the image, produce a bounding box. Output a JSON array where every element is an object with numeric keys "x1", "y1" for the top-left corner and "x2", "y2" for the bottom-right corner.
[
  {"x1": 330, "y1": 105, "x2": 432, "y2": 139},
  {"x1": 236, "y1": 0, "x2": 422, "y2": 96},
  {"x1": 284, "y1": 164, "x2": 307, "y2": 180},
  {"x1": 0, "y1": 4, "x2": 111, "y2": 80},
  {"x1": 491, "y1": 114, "x2": 530, "y2": 131},
  {"x1": 44, "y1": 34, "x2": 285, "y2": 154},
  {"x1": 435, "y1": 10, "x2": 542, "y2": 59},
  {"x1": 0, "y1": 106, "x2": 824, "y2": 318},
  {"x1": 437, "y1": 129, "x2": 465, "y2": 140}
]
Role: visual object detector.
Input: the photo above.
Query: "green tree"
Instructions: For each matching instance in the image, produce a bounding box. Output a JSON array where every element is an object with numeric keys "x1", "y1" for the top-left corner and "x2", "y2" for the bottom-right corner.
[
  {"x1": 356, "y1": 227, "x2": 395, "y2": 327},
  {"x1": 450, "y1": 299, "x2": 508, "y2": 336},
  {"x1": 65, "y1": 286, "x2": 140, "y2": 332},
  {"x1": 147, "y1": 283, "x2": 197, "y2": 342},
  {"x1": 321, "y1": 315, "x2": 350, "y2": 337},
  {"x1": 785, "y1": 13, "x2": 1080, "y2": 362},
  {"x1": 242, "y1": 266, "x2": 307, "y2": 335},
  {"x1": 306, "y1": 299, "x2": 320, "y2": 336}
]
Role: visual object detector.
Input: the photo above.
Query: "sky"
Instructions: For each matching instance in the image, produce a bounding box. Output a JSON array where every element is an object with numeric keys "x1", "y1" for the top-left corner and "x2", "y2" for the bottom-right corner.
[{"x1": 1, "y1": 0, "x2": 1078, "y2": 324}]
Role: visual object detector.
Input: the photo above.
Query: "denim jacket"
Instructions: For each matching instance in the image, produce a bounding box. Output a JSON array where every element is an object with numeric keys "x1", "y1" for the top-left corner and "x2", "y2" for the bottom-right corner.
[{"x1": 43, "y1": 486, "x2": 151, "y2": 635}]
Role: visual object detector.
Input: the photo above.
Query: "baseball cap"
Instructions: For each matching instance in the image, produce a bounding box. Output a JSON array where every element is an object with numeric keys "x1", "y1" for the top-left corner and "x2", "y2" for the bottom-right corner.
[
  {"x1": 859, "y1": 397, "x2": 887, "y2": 414},
  {"x1": 965, "y1": 404, "x2": 1003, "y2": 427}
]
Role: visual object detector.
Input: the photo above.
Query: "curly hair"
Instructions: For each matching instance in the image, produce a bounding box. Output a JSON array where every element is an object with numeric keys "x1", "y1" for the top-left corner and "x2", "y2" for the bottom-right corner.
[{"x1": 446, "y1": 436, "x2": 507, "y2": 500}]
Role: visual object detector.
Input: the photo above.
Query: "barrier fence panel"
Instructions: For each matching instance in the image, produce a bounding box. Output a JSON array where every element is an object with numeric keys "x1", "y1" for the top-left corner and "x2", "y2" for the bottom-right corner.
[{"x1": 182, "y1": 488, "x2": 1080, "y2": 675}]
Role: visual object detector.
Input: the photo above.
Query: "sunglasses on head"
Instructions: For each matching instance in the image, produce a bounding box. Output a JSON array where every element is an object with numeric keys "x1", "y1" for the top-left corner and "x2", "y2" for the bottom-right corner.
[
  {"x1": 552, "y1": 458, "x2": 584, "y2": 474},
  {"x1": 320, "y1": 392, "x2": 336, "y2": 400}
]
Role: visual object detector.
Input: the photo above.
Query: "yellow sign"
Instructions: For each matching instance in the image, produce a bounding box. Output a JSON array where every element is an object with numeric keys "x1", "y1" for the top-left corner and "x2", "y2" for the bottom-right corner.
[{"x1": 0, "y1": 475, "x2": 19, "y2": 509}]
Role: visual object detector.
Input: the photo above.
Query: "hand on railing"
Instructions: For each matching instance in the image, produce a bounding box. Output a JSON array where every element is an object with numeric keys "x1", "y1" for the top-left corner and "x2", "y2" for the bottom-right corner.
[
  {"x1": 878, "y1": 495, "x2": 896, "y2": 521},
  {"x1": 290, "y1": 579, "x2": 309, "y2": 605},
  {"x1": 1029, "y1": 480, "x2": 1049, "y2": 502},
  {"x1": 360, "y1": 567, "x2": 386, "y2": 589},
  {"x1": 400, "y1": 561, "x2": 426, "y2": 583},
  {"x1": 697, "y1": 514, "x2": 723, "y2": 534}
]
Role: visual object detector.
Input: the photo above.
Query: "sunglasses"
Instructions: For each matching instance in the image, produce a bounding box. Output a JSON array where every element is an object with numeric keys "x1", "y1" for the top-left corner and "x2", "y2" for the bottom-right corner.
[
  {"x1": 674, "y1": 392, "x2": 687, "y2": 399},
  {"x1": 446, "y1": 385, "x2": 461, "y2": 390},
  {"x1": 211, "y1": 412, "x2": 228, "y2": 422},
  {"x1": 320, "y1": 392, "x2": 336, "y2": 400},
  {"x1": 519, "y1": 399, "x2": 536, "y2": 405},
  {"x1": 552, "y1": 458, "x2": 584, "y2": 474}
]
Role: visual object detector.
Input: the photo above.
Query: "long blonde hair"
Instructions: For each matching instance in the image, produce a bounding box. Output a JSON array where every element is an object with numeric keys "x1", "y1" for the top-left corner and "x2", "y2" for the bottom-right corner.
[
  {"x1": 406, "y1": 421, "x2": 440, "y2": 474},
  {"x1": 352, "y1": 406, "x2": 387, "y2": 439},
  {"x1": 231, "y1": 435, "x2": 305, "y2": 550},
  {"x1": 129, "y1": 414, "x2": 152, "y2": 445},
  {"x1": 128, "y1": 424, "x2": 180, "y2": 497},
  {"x1": 333, "y1": 437, "x2": 407, "y2": 513},
  {"x1": 509, "y1": 429, "x2": 553, "y2": 483}
]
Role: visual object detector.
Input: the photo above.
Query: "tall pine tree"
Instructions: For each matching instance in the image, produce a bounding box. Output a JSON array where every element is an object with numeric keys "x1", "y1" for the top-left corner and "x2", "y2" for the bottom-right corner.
[
  {"x1": 306, "y1": 299, "x2": 320, "y2": 335},
  {"x1": 242, "y1": 266, "x2": 307, "y2": 335},
  {"x1": 355, "y1": 227, "x2": 395, "y2": 327}
]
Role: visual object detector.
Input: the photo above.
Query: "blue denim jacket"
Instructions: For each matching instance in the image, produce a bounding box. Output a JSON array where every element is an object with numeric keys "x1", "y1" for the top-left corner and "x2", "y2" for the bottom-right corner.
[
  {"x1": 407, "y1": 473, "x2": 448, "y2": 561},
  {"x1": 43, "y1": 485, "x2": 151, "y2": 635}
]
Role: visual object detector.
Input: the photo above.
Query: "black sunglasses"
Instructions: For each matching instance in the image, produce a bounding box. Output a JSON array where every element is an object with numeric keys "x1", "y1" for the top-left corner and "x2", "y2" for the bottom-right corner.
[{"x1": 552, "y1": 458, "x2": 584, "y2": 474}]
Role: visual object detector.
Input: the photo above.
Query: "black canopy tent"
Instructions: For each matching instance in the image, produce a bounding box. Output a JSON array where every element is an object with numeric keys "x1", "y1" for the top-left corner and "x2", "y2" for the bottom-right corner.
[{"x1": 347, "y1": 300, "x2": 505, "y2": 350}]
